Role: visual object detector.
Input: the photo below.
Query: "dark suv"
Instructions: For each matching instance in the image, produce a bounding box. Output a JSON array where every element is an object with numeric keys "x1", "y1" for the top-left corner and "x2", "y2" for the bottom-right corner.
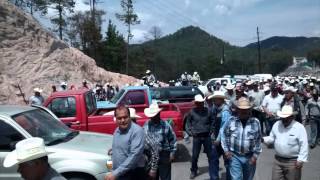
[{"x1": 150, "y1": 86, "x2": 203, "y2": 103}]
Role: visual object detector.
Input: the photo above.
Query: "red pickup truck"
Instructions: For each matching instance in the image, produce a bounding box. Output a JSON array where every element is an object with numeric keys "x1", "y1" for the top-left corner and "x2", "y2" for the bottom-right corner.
[{"x1": 43, "y1": 86, "x2": 189, "y2": 138}]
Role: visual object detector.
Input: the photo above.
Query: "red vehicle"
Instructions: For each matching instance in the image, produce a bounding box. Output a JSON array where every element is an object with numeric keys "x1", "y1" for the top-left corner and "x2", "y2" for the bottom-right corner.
[{"x1": 44, "y1": 87, "x2": 187, "y2": 138}]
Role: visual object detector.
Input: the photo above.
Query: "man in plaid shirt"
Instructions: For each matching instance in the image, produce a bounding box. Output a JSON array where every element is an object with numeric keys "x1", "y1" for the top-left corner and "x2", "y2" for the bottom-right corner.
[
  {"x1": 221, "y1": 97, "x2": 262, "y2": 180},
  {"x1": 143, "y1": 103, "x2": 177, "y2": 180}
]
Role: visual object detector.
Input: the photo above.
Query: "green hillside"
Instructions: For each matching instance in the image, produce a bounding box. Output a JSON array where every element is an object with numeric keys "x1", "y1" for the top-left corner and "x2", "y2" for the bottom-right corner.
[{"x1": 128, "y1": 26, "x2": 293, "y2": 81}]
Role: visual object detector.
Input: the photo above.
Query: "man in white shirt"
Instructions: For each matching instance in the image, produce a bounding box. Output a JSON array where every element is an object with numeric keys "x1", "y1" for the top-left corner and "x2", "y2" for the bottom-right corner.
[
  {"x1": 263, "y1": 105, "x2": 308, "y2": 180},
  {"x1": 262, "y1": 86, "x2": 284, "y2": 135}
]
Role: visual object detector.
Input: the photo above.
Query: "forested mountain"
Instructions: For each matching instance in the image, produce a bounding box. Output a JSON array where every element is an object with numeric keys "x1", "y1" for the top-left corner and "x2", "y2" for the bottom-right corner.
[
  {"x1": 128, "y1": 26, "x2": 294, "y2": 81},
  {"x1": 246, "y1": 36, "x2": 320, "y2": 56}
]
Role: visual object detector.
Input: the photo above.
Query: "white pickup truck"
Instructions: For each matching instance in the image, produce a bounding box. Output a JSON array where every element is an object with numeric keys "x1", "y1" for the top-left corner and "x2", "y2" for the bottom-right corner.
[{"x1": 0, "y1": 105, "x2": 112, "y2": 180}]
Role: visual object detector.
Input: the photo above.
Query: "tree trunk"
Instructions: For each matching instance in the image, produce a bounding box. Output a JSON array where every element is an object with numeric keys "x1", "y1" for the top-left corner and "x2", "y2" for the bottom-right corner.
[{"x1": 58, "y1": 1, "x2": 63, "y2": 40}]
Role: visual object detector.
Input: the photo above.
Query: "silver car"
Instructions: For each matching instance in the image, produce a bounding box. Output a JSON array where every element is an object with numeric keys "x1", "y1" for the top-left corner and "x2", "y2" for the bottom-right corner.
[{"x1": 0, "y1": 105, "x2": 112, "y2": 180}]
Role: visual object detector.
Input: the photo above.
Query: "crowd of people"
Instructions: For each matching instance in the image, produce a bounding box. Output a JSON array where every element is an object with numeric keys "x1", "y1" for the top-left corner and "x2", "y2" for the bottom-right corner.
[
  {"x1": 28, "y1": 80, "x2": 119, "y2": 106},
  {"x1": 11, "y1": 74, "x2": 320, "y2": 180},
  {"x1": 183, "y1": 75, "x2": 316, "y2": 180}
]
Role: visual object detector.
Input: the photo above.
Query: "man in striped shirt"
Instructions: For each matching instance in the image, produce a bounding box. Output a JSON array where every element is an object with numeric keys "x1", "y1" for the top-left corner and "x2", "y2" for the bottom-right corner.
[{"x1": 221, "y1": 97, "x2": 262, "y2": 180}]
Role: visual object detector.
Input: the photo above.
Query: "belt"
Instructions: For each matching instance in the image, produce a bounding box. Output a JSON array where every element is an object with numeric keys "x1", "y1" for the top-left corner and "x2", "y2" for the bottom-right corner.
[
  {"x1": 193, "y1": 132, "x2": 210, "y2": 137},
  {"x1": 275, "y1": 155, "x2": 297, "y2": 161},
  {"x1": 233, "y1": 151, "x2": 253, "y2": 157}
]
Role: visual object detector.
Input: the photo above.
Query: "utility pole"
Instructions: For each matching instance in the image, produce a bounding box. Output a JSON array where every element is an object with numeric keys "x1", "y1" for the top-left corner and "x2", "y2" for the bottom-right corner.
[
  {"x1": 220, "y1": 44, "x2": 225, "y2": 65},
  {"x1": 257, "y1": 26, "x2": 262, "y2": 73}
]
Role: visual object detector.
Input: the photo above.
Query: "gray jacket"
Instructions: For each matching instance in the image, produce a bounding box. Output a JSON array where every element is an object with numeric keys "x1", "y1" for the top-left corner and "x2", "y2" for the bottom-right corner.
[{"x1": 185, "y1": 107, "x2": 214, "y2": 136}]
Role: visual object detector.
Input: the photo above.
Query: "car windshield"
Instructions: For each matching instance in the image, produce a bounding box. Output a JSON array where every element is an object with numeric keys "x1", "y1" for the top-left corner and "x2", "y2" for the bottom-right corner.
[
  {"x1": 110, "y1": 89, "x2": 125, "y2": 104},
  {"x1": 202, "y1": 80, "x2": 209, "y2": 86},
  {"x1": 12, "y1": 109, "x2": 76, "y2": 145}
]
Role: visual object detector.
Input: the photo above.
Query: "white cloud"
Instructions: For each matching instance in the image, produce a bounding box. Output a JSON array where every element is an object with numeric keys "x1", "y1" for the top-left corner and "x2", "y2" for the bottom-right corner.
[
  {"x1": 214, "y1": 4, "x2": 231, "y2": 15},
  {"x1": 131, "y1": 29, "x2": 148, "y2": 43},
  {"x1": 185, "y1": 0, "x2": 191, "y2": 8},
  {"x1": 201, "y1": 9, "x2": 209, "y2": 16},
  {"x1": 136, "y1": 12, "x2": 153, "y2": 22}
]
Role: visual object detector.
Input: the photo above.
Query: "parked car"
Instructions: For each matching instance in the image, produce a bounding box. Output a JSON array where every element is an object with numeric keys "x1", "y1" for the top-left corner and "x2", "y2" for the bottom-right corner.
[
  {"x1": 43, "y1": 87, "x2": 185, "y2": 138},
  {"x1": 198, "y1": 77, "x2": 235, "y2": 95},
  {"x1": 0, "y1": 105, "x2": 112, "y2": 180}
]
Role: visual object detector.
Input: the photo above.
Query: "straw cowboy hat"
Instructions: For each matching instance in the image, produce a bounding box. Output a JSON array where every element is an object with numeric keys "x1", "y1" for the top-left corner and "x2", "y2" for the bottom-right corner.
[
  {"x1": 194, "y1": 94, "x2": 205, "y2": 102},
  {"x1": 208, "y1": 91, "x2": 226, "y2": 99},
  {"x1": 3, "y1": 138, "x2": 52, "y2": 168},
  {"x1": 277, "y1": 105, "x2": 296, "y2": 118},
  {"x1": 144, "y1": 103, "x2": 163, "y2": 118},
  {"x1": 246, "y1": 81, "x2": 253, "y2": 86},
  {"x1": 235, "y1": 97, "x2": 253, "y2": 110},
  {"x1": 33, "y1": 88, "x2": 43, "y2": 93}
]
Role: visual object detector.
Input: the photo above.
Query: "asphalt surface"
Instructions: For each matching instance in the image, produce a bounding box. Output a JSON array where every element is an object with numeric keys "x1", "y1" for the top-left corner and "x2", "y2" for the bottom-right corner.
[{"x1": 172, "y1": 125, "x2": 320, "y2": 180}]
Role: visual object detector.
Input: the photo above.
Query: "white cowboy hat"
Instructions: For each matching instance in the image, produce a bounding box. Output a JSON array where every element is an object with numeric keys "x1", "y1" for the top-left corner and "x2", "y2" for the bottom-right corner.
[
  {"x1": 302, "y1": 80, "x2": 308, "y2": 84},
  {"x1": 277, "y1": 105, "x2": 296, "y2": 118},
  {"x1": 235, "y1": 97, "x2": 253, "y2": 110},
  {"x1": 194, "y1": 94, "x2": 205, "y2": 102},
  {"x1": 144, "y1": 103, "x2": 162, "y2": 118},
  {"x1": 284, "y1": 86, "x2": 297, "y2": 93},
  {"x1": 146, "y1": 70, "x2": 151, "y2": 74},
  {"x1": 33, "y1": 88, "x2": 43, "y2": 93},
  {"x1": 3, "y1": 138, "x2": 52, "y2": 168},
  {"x1": 103, "y1": 108, "x2": 141, "y2": 121},
  {"x1": 208, "y1": 91, "x2": 226, "y2": 99},
  {"x1": 60, "y1": 82, "x2": 67, "y2": 86},
  {"x1": 263, "y1": 86, "x2": 270, "y2": 92},
  {"x1": 225, "y1": 83, "x2": 235, "y2": 90}
]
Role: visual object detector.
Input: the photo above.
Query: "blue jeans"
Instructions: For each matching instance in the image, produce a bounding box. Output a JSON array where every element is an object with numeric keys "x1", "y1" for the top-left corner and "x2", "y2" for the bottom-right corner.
[
  {"x1": 265, "y1": 117, "x2": 277, "y2": 135},
  {"x1": 310, "y1": 117, "x2": 320, "y2": 145},
  {"x1": 211, "y1": 144, "x2": 231, "y2": 180},
  {"x1": 191, "y1": 136, "x2": 215, "y2": 180},
  {"x1": 229, "y1": 153, "x2": 256, "y2": 180}
]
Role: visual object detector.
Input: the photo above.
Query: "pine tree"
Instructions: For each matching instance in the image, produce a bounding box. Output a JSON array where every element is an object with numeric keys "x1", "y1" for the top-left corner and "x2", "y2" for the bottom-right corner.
[
  {"x1": 115, "y1": 0, "x2": 140, "y2": 75},
  {"x1": 49, "y1": 0, "x2": 75, "y2": 40}
]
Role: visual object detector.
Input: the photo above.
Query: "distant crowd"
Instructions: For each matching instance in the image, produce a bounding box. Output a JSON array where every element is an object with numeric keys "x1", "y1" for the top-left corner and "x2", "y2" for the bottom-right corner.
[{"x1": 22, "y1": 72, "x2": 320, "y2": 180}]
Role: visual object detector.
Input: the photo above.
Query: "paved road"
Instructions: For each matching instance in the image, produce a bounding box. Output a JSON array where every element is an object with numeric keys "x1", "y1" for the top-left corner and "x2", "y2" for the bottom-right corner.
[{"x1": 172, "y1": 125, "x2": 320, "y2": 180}]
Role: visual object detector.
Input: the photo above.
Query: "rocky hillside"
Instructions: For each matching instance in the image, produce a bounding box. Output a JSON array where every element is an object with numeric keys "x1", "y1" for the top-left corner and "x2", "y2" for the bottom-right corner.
[{"x1": 0, "y1": 1, "x2": 139, "y2": 105}]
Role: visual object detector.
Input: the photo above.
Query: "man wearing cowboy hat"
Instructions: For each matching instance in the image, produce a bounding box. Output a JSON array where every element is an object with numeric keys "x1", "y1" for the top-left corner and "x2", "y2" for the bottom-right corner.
[
  {"x1": 225, "y1": 83, "x2": 236, "y2": 106},
  {"x1": 305, "y1": 90, "x2": 320, "y2": 148},
  {"x1": 143, "y1": 70, "x2": 156, "y2": 87},
  {"x1": 185, "y1": 94, "x2": 215, "y2": 179},
  {"x1": 281, "y1": 86, "x2": 306, "y2": 124},
  {"x1": 29, "y1": 88, "x2": 45, "y2": 106},
  {"x1": 3, "y1": 137, "x2": 66, "y2": 180},
  {"x1": 221, "y1": 97, "x2": 262, "y2": 180},
  {"x1": 263, "y1": 105, "x2": 308, "y2": 180},
  {"x1": 208, "y1": 91, "x2": 232, "y2": 180},
  {"x1": 143, "y1": 103, "x2": 177, "y2": 180},
  {"x1": 248, "y1": 82, "x2": 265, "y2": 134}
]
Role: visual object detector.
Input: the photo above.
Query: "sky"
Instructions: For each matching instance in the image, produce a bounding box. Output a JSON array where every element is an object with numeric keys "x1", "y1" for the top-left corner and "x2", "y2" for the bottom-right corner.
[{"x1": 40, "y1": 0, "x2": 320, "y2": 46}]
